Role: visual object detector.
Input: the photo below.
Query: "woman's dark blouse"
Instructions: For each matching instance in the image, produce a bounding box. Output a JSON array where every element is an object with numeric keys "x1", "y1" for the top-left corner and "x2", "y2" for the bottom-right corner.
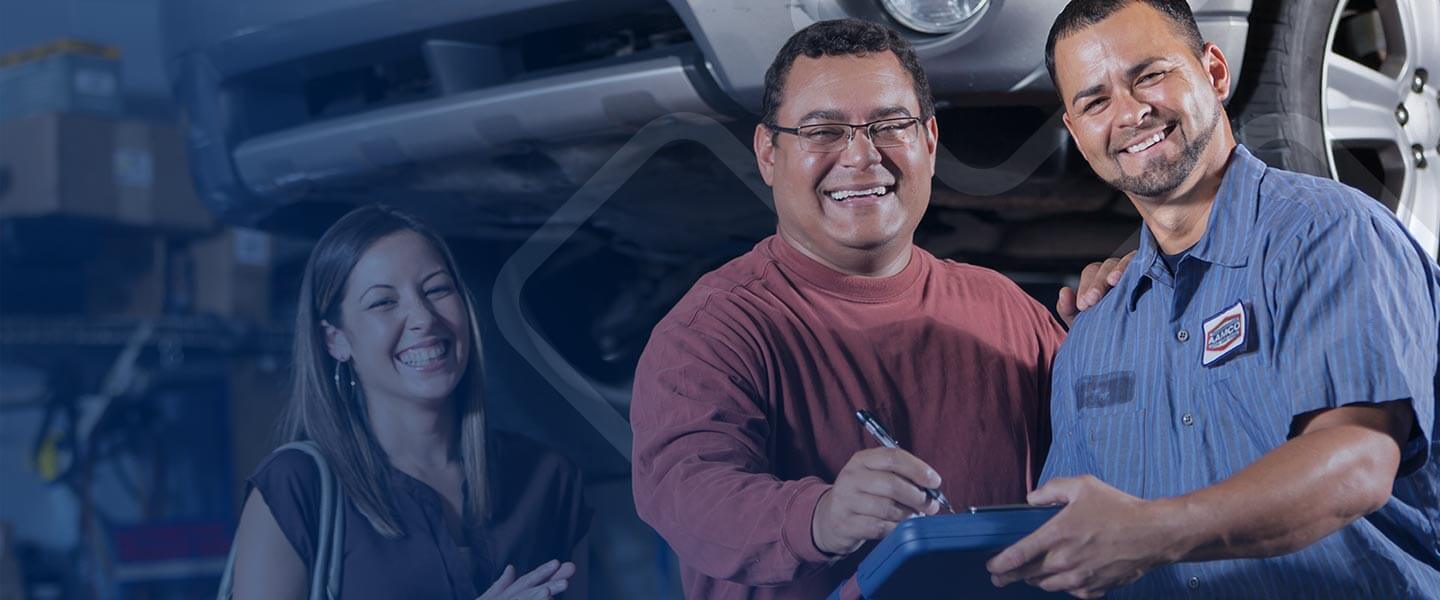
[{"x1": 246, "y1": 433, "x2": 591, "y2": 599}]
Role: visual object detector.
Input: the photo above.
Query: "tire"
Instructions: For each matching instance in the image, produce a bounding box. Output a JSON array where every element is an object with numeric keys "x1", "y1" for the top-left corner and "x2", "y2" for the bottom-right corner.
[
  {"x1": 1230, "y1": 0, "x2": 1339, "y2": 176},
  {"x1": 1230, "y1": 0, "x2": 1440, "y2": 256}
]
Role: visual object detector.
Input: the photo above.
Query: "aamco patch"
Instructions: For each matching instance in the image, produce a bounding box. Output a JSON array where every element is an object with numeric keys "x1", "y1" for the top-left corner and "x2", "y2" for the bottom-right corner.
[{"x1": 1202, "y1": 301, "x2": 1250, "y2": 367}]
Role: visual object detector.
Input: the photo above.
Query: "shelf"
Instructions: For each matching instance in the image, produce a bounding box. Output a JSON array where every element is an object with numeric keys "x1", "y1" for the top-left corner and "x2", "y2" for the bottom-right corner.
[{"x1": 0, "y1": 315, "x2": 292, "y2": 354}]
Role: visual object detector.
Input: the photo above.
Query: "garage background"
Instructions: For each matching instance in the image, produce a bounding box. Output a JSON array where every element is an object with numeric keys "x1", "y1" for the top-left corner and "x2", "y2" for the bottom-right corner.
[{"x1": 1, "y1": 0, "x2": 1434, "y2": 599}]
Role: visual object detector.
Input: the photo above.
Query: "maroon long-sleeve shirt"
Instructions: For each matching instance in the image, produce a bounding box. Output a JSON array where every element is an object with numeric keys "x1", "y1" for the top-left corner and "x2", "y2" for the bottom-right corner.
[{"x1": 631, "y1": 236, "x2": 1066, "y2": 599}]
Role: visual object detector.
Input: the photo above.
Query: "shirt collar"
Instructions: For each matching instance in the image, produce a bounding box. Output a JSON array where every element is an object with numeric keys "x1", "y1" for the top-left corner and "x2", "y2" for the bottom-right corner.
[{"x1": 1127, "y1": 144, "x2": 1264, "y2": 311}]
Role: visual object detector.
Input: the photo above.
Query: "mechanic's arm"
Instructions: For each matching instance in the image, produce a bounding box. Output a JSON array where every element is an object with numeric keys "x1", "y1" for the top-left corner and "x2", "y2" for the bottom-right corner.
[
  {"x1": 987, "y1": 401, "x2": 1414, "y2": 598},
  {"x1": 1179, "y1": 210, "x2": 1438, "y2": 559},
  {"x1": 1166, "y1": 400, "x2": 1412, "y2": 560},
  {"x1": 993, "y1": 213, "x2": 1436, "y2": 597}
]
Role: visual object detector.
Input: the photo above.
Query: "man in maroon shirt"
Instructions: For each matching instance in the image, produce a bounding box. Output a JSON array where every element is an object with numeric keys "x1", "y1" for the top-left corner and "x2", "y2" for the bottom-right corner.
[{"x1": 630, "y1": 19, "x2": 1069, "y2": 599}]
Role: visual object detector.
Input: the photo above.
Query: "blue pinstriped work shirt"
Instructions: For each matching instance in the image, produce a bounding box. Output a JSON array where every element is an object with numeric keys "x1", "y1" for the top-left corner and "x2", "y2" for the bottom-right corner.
[{"x1": 1043, "y1": 145, "x2": 1440, "y2": 598}]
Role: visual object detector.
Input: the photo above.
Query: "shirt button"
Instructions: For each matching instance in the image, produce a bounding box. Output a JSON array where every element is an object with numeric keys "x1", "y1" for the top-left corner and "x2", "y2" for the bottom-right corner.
[
  {"x1": 1176, "y1": 329, "x2": 1190, "y2": 342},
  {"x1": 1182, "y1": 413, "x2": 1195, "y2": 426},
  {"x1": 1188, "y1": 576, "x2": 1200, "y2": 590}
]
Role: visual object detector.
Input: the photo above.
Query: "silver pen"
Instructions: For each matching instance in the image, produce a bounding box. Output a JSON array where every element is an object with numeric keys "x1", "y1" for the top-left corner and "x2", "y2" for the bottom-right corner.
[{"x1": 854, "y1": 409, "x2": 956, "y2": 514}]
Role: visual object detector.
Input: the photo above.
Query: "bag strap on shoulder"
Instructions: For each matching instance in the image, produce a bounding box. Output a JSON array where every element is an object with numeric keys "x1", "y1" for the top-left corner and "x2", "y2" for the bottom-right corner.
[{"x1": 217, "y1": 441, "x2": 346, "y2": 600}]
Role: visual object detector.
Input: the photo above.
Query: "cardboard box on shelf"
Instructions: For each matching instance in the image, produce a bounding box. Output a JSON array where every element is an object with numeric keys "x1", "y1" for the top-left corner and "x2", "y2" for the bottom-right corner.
[
  {"x1": 5, "y1": 226, "x2": 275, "y2": 321},
  {"x1": 82, "y1": 233, "x2": 168, "y2": 318},
  {"x1": 0, "y1": 113, "x2": 213, "y2": 232},
  {"x1": 0, "y1": 112, "x2": 115, "y2": 221},
  {"x1": 227, "y1": 356, "x2": 289, "y2": 501},
  {"x1": 191, "y1": 228, "x2": 272, "y2": 323},
  {"x1": 0, "y1": 219, "x2": 170, "y2": 317},
  {"x1": 111, "y1": 118, "x2": 213, "y2": 232},
  {"x1": 0, "y1": 39, "x2": 123, "y2": 121}
]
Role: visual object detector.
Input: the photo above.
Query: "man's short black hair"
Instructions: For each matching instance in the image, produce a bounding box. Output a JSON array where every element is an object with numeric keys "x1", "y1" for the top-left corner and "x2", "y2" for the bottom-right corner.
[
  {"x1": 761, "y1": 19, "x2": 934, "y2": 128},
  {"x1": 1044, "y1": 0, "x2": 1205, "y2": 92}
]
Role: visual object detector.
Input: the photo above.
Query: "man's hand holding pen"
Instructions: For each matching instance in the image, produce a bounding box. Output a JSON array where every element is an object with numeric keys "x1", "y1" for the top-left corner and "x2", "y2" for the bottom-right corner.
[
  {"x1": 811, "y1": 447, "x2": 944, "y2": 557},
  {"x1": 856, "y1": 410, "x2": 956, "y2": 514}
]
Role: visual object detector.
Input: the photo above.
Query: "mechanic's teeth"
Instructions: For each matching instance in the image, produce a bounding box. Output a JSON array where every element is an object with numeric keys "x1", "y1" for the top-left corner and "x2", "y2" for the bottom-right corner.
[
  {"x1": 828, "y1": 186, "x2": 888, "y2": 200},
  {"x1": 1126, "y1": 131, "x2": 1167, "y2": 154}
]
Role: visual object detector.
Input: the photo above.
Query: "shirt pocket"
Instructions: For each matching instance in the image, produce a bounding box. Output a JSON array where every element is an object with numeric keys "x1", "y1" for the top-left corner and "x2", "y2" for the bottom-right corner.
[
  {"x1": 1073, "y1": 371, "x2": 1150, "y2": 496},
  {"x1": 1198, "y1": 368, "x2": 1281, "y2": 479}
]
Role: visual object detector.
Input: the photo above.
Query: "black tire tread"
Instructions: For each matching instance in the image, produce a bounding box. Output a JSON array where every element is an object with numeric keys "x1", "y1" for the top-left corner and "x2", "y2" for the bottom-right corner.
[{"x1": 1229, "y1": 0, "x2": 1340, "y2": 177}]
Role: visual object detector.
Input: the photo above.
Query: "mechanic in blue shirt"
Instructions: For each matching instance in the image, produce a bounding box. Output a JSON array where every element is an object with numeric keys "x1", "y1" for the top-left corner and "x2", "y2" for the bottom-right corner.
[{"x1": 987, "y1": 1, "x2": 1440, "y2": 598}]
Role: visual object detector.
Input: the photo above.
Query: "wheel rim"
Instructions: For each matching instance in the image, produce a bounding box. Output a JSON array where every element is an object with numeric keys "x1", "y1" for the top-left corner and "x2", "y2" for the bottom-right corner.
[{"x1": 1323, "y1": 0, "x2": 1440, "y2": 256}]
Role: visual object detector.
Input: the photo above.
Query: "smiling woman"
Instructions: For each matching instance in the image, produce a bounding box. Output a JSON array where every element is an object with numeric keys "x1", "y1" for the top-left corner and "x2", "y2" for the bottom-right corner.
[{"x1": 224, "y1": 206, "x2": 590, "y2": 600}]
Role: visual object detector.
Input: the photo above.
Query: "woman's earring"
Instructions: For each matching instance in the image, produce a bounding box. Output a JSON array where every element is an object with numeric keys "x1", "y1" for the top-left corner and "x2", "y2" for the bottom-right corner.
[{"x1": 333, "y1": 360, "x2": 355, "y2": 400}]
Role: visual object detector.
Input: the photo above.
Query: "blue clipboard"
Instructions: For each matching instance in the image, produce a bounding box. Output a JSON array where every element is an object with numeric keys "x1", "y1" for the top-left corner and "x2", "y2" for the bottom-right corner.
[{"x1": 831, "y1": 505, "x2": 1070, "y2": 599}]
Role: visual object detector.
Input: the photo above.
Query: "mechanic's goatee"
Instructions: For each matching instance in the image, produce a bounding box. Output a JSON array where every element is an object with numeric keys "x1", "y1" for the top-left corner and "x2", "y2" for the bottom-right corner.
[{"x1": 1106, "y1": 103, "x2": 1223, "y2": 198}]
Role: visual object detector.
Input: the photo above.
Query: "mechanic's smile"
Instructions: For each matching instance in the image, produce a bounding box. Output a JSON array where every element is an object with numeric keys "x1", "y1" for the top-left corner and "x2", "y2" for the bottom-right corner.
[{"x1": 1117, "y1": 122, "x2": 1178, "y2": 157}]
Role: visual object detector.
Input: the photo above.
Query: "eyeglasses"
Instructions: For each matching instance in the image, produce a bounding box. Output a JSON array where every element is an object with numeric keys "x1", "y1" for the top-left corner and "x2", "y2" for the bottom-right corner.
[{"x1": 767, "y1": 117, "x2": 923, "y2": 153}]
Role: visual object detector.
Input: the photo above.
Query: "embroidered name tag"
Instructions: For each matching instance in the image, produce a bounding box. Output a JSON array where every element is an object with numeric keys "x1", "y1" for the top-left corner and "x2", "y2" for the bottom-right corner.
[
  {"x1": 1202, "y1": 301, "x2": 1250, "y2": 367},
  {"x1": 1074, "y1": 371, "x2": 1136, "y2": 410}
]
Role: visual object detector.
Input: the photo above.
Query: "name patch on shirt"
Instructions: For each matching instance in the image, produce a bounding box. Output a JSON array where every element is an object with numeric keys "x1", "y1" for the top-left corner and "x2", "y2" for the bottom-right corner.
[
  {"x1": 1074, "y1": 371, "x2": 1135, "y2": 410},
  {"x1": 1202, "y1": 301, "x2": 1250, "y2": 367}
]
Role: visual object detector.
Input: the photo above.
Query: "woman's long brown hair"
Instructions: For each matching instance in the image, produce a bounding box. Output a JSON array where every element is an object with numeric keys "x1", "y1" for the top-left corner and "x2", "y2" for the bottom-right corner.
[{"x1": 280, "y1": 205, "x2": 489, "y2": 537}]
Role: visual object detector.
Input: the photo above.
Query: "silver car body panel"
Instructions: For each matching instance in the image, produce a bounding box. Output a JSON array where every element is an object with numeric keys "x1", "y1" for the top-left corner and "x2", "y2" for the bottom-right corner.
[{"x1": 162, "y1": 0, "x2": 1253, "y2": 215}]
